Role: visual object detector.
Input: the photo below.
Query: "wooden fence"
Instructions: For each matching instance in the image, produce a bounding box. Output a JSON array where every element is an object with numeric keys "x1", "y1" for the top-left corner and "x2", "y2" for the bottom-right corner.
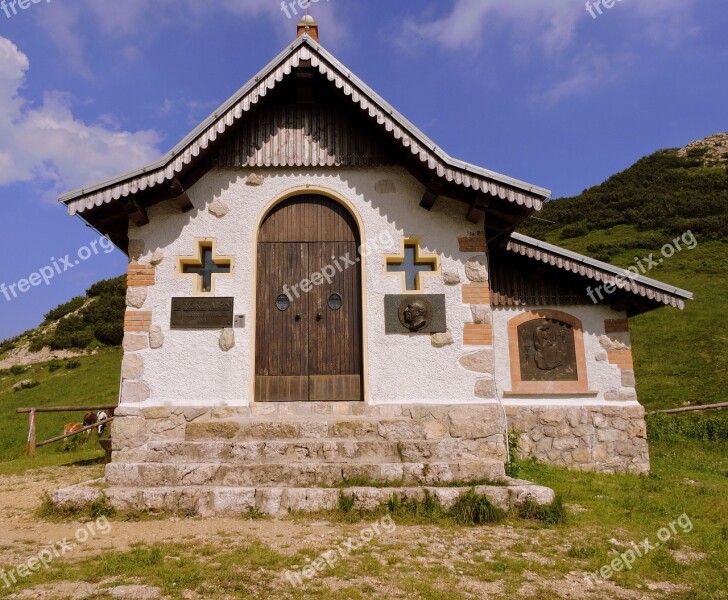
[{"x1": 17, "y1": 406, "x2": 117, "y2": 456}]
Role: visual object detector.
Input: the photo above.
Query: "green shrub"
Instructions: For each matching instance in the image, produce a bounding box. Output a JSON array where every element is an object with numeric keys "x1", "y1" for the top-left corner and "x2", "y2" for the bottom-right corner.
[
  {"x1": 560, "y1": 222, "x2": 590, "y2": 240},
  {"x1": 65, "y1": 359, "x2": 82, "y2": 370},
  {"x1": 585, "y1": 243, "x2": 624, "y2": 262},
  {"x1": 48, "y1": 360, "x2": 63, "y2": 372},
  {"x1": 506, "y1": 432, "x2": 521, "y2": 479},
  {"x1": 43, "y1": 296, "x2": 86, "y2": 323},
  {"x1": 86, "y1": 276, "x2": 125, "y2": 298},
  {"x1": 9, "y1": 365, "x2": 26, "y2": 376},
  {"x1": 451, "y1": 489, "x2": 505, "y2": 525},
  {"x1": 29, "y1": 336, "x2": 50, "y2": 353},
  {"x1": 94, "y1": 321, "x2": 124, "y2": 346},
  {"x1": 0, "y1": 336, "x2": 20, "y2": 355}
]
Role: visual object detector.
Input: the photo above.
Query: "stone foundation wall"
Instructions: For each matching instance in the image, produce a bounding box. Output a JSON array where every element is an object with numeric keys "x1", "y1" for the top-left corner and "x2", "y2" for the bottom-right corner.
[
  {"x1": 110, "y1": 403, "x2": 649, "y2": 475},
  {"x1": 506, "y1": 405, "x2": 649, "y2": 474}
]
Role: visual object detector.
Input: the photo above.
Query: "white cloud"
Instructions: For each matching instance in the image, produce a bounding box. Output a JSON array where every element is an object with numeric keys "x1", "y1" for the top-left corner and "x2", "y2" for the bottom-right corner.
[
  {"x1": 539, "y1": 49, "x2": 625, "y2": 105},
  {"x1": 402, "y1": 0, "x2": 698, "y2": 102},
  {"x1": 0, "y1": 37, "x2": 162, "y2": 197},
  {"x1": 37, "y1": 0, "x2": 346, "y2": 76},
  {"x1": 404, "y1": 0, "x2": 697, "y2": 53},
  {"x1": 402, "y1": 0, "x2": 581, "y2": 54}
]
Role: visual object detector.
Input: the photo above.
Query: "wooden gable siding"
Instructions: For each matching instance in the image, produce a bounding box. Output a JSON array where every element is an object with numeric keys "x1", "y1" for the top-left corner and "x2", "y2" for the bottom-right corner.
[
  {"x1": 211, "y1": 97, "x2": 397, "y2": 169},
  {"x1": 489, "y1": 249, "x2": 593, "y2": 307}
]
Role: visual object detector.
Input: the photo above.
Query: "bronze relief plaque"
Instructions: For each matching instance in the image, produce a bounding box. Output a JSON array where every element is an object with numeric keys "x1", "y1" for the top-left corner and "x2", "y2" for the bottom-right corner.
[
  {"x1": 384, "y1": 294, "x2": 446, "y2": 334},
  {"x1": 517, "y1": 318, "x2": 578, "y2": 382},
  {"x1": 170, "y1": 297, "x2": 234, "y2": 329}
]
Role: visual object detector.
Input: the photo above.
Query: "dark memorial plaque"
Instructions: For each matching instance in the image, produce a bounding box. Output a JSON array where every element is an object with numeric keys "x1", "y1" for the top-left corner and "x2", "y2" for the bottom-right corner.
[
  {"x1": 384, "y1": 294, "x2": 446, "y2": 334},
  {"x1": 170, "y1": 297, "x2": 234, "y2": 329},
  {"x1": 517, "y1": 318, "x2": 577, "y2": 382}
]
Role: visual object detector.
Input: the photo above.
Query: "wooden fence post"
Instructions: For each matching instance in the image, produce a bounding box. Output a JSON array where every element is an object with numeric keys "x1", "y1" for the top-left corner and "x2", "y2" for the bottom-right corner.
[{"x1": 25, "y1": 409, "x2": 37, "y2": 456}]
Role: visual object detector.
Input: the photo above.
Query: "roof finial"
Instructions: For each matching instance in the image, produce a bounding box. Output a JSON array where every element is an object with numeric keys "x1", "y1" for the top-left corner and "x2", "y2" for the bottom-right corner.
[{"x1": 297, "y1": 12, "x2": 319, "y2": 42}]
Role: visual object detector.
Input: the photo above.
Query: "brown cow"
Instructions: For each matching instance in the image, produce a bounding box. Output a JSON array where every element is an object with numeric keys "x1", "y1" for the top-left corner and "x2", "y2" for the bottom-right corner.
[
  {"x1": 82, "y1": 412, "x2": 98, "y2": 434},
  {"x1": 63, "y1": 423, "x2": 82, "y2": 436}
]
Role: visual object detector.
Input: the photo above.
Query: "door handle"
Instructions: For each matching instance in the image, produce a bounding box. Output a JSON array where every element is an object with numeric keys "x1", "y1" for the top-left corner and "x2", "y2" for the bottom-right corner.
[
  {"x1": 316, "y1": 313, "x2": 322, "y2": 321},
  {"x1": 295, "y1": 313, "x2": 301, "y2": 322}
]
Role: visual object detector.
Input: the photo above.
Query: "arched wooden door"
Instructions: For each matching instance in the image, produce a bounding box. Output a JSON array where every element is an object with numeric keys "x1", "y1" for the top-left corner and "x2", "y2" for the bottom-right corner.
[{"x1": 255, "y1": 195, "x2": 363, "y2": 401}]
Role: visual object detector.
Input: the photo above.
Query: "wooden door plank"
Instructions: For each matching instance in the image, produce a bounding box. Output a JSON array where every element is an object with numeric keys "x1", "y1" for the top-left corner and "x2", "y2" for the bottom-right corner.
[
  {"x1": 309, "y1": 375, "x2": 362, "y2": 402},
  {"x1": 256, "y1": 376, "x2": 309, "y2": 402}
]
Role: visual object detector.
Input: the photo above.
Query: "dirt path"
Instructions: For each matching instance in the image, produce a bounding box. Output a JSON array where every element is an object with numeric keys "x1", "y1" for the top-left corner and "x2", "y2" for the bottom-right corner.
[{"x1": 0, "y1": 466, "x2": 684, "y2": 599}]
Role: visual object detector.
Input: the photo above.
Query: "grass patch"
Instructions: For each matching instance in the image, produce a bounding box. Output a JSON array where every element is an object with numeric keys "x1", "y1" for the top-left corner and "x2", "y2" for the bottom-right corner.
[
  {"x1": 37, "y1": 492, "x2": 116, "y2": 521},
  {"x1": 450, "y1": 489, "x2": 505, "y2": 525},
  {"x1": 648, "y1": 411, "x2": 728, "y2": 442},
  {"x1": 334, "y1": 476, "x2": 508, "y2": 489},
  {"x1": 334, "y1": 488, "x2": 563, "y2": 527},
  {"x1": 517, "y1": 495, "x2": 566, "y2": 525}
]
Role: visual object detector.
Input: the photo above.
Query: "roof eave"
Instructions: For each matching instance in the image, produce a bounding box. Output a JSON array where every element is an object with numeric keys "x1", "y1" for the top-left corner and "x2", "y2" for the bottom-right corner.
[{"x1": 506, "y1": 232, "x2": 694, "y2": 306}]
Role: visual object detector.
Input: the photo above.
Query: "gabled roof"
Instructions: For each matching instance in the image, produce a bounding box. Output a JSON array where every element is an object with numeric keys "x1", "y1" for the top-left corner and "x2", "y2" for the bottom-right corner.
[
  {"x1": 502, "y1": 232, "x2": 693, "y2": 310},
  {"x1": 59, "y1": 35, "x2": 550, "y2": 216}
]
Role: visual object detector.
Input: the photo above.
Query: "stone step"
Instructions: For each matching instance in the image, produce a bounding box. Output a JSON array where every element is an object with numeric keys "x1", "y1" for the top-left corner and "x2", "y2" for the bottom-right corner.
[
  {"x1": 184, "y1": 418, "x2": 442, "y2": 442},
  {"x1": 131, "y1": 438, "x2": 503, "y2": 465},
  {"x1": 105, "y1": 459, "x2": 506, "y2": 488},
  {"x1": 53, "y1": 480, "x2": 556, "y2": 517}
]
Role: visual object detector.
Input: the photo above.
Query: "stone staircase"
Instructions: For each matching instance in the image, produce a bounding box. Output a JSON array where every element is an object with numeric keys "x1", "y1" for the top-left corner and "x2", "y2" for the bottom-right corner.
[{"x1": 52, "y1": 404, "x2": 556, "y2": 516}]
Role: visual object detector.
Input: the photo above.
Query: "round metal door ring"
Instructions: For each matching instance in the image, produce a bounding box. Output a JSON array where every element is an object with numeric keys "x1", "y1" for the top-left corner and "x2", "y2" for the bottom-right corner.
[
  {"x1": 276, "y1": 294, "x2": 291, "y2": 311},
  {"x1": 328, "y1": 293, "x2": 343, "y2": 311}
]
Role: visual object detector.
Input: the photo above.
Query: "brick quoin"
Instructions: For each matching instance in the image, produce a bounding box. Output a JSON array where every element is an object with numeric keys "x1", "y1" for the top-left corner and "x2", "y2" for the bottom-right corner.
[
  {"x1": 127, "y1": 263, "x2": 156, "y2": 287},
  {"x1": 124, "y1": 311, "x2": 153, "y2": 333},
  {"x1": 607, "y1": 348, "x2": 634, "y2": 370},
  {"x1": 462, "y1": 283, "x2": 491, "y2": 304},
  {"x1": 464, "y1": 324, "x2": 493, "y2": 346}
]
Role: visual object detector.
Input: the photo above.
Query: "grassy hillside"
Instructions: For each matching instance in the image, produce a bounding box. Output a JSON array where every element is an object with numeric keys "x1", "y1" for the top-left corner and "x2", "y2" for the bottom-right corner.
[
  {"x1": 521, "y1": 135, "x2": 728, "y2": 245},
  {"x1": 519, "y1": 134, "x2": 728, "y2": 410},
  {"x1": 0, "y1": 349, "x2": 121, "y2": 463},
  {"x1": 0, "y1": 275, "x2": 125, "y2": 359}
]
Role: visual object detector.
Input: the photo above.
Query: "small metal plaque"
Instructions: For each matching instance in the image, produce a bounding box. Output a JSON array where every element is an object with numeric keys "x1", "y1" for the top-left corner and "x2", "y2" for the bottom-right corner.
[
  {"x1": 170, "y1": 297, "x2": 234, "y2": 329},
  {"x1": 384, "y1": 294, "x2": 446, "y2": 334}
]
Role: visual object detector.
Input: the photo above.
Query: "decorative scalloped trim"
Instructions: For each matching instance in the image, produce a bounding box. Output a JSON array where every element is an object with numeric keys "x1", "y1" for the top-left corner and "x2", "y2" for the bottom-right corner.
[
  {"x1": 504, "y1": 239, "x2": 685, "y2": 309},
  {"x1": 68, "y1": 46, "x2": 543, "y2": 216}
]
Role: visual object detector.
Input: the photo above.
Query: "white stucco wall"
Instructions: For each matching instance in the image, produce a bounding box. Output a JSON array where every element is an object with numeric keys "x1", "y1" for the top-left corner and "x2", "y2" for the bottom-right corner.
[
  {"x1": 492, "y1": 305, "x2": 640, "y2": 408},
  {"x1": 126, "y1": 166, "x2": 490, "y2": 407}
]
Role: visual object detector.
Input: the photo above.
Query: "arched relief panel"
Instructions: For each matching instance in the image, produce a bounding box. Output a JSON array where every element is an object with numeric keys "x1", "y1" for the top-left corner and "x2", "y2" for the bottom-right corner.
[{"x1": 507, "y1": 309, "x2": 590, "y2": 394}]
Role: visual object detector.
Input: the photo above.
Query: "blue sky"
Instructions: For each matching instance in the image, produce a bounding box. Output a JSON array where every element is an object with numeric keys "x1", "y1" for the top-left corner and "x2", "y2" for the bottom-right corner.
[{"x1": 0, "y1": 0, "x2": 726, "y2": 340}]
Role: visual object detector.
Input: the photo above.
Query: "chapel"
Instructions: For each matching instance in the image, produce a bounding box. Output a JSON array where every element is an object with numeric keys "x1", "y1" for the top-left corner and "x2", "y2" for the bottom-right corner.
[{"x1": 56, "y1": 17, "x2": 691, "y2": 514}]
